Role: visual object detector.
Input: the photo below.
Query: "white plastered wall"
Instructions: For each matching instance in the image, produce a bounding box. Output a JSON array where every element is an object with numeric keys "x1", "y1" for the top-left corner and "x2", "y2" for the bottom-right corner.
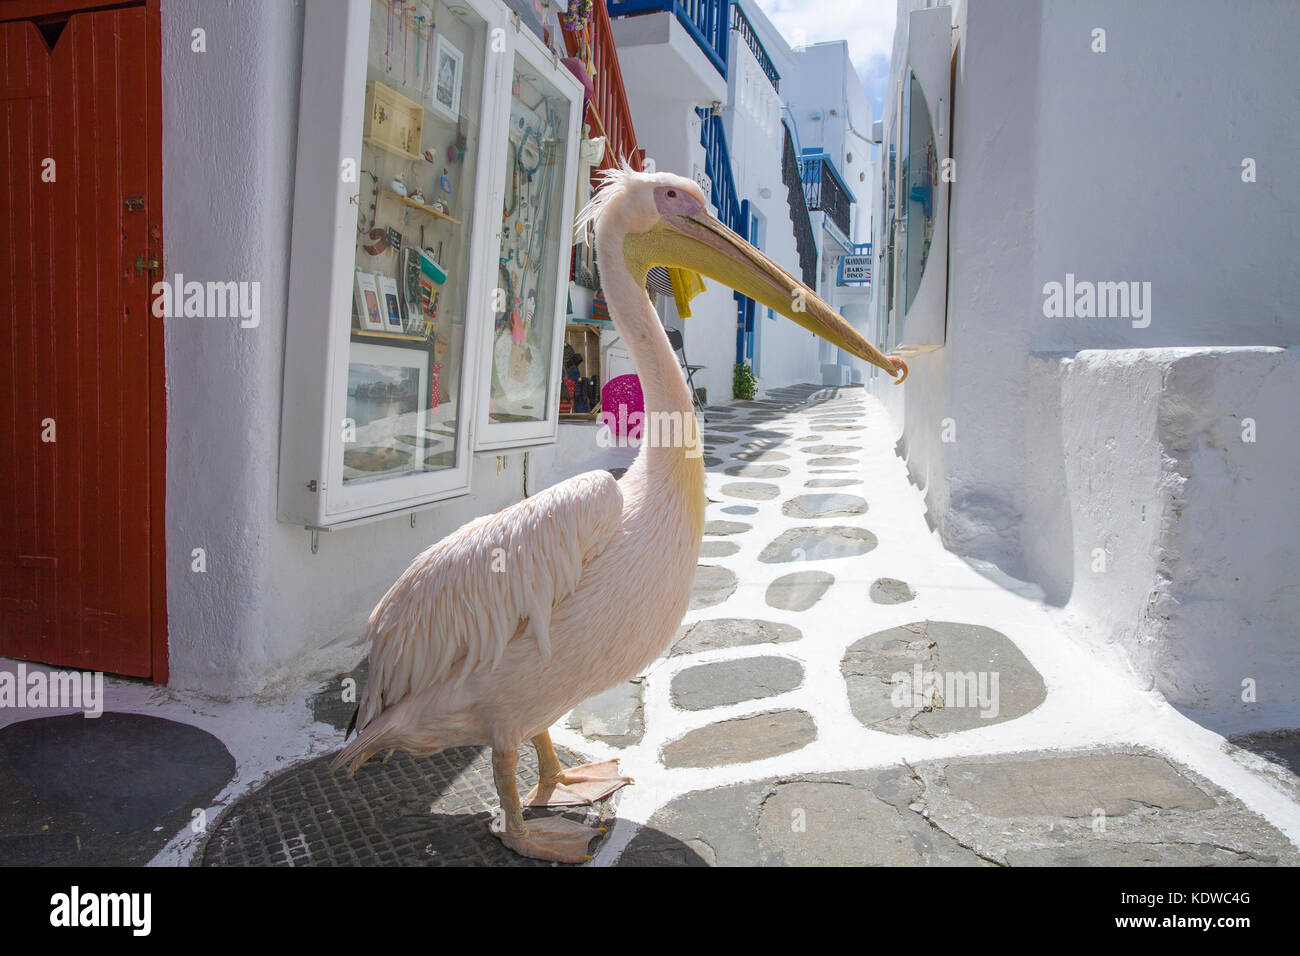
[
  {"x1": 867, "y1": 0, "x2": 1300, "y2": 725},
  {"x1": 160, "y1": 0, "x2": 590, "y2": 695}
]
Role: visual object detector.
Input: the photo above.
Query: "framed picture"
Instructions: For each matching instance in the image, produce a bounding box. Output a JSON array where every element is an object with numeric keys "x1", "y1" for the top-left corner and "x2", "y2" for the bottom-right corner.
[
  {"x1": 431, "y1": 34, "x2": 464, "y2": 123},
  {"x1": 377, "y1": 274, "x2": 404, "y2": 332},
  {"x1": 343, "y1": 343, "x2": 428, "y2": 485},
  {"x1": 354, "y1": 270, "x2": 385, "y2": 331}
]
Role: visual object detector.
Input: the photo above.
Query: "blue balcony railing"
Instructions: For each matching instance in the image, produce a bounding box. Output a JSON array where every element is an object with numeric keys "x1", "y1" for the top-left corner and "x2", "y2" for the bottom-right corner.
[
  {"x1": 696, "y1": 107, "x2": 752, "y2": 364},
  {"x1": 697, "y1": 108, "x2": 744, "y2": 233},
  {"x1": 608, "y1": 0, "x2": 730, "y2": 77},
  {"x1": 800, "y1": 151, "x2": 856, "y2": 239}
]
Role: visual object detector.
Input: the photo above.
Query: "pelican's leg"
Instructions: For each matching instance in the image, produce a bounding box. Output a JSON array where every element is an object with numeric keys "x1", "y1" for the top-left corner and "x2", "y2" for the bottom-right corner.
[
  {"x1": 490, "y1": 747, "x2": 604, "y2": 864},
  {"x1": 523, "y1": 730, "x2": 634, "y2": 807}
]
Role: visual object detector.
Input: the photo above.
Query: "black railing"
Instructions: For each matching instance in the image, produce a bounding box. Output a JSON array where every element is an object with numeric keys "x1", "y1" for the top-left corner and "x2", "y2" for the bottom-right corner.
[
  {"x1": 800, "y1": 152, "x2": 853, "y2": 239},
  {"x1": 730, "y1": 3, "x2": 779, "y2": 92},
  {"x1": 782, "y1": 126, "x2": 817, "y2": 288}
]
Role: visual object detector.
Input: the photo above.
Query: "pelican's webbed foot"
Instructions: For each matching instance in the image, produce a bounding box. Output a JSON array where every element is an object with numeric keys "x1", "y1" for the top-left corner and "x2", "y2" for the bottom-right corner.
[
  {"x1": 524, "y1": 758, "x2": 634, "y2": 806},
  {"x1": 492, "y1": 815, "x2": 606, "y2": 864},
  {"x1": 524, "y1": 731, "x2": 634, "y2": 807}
]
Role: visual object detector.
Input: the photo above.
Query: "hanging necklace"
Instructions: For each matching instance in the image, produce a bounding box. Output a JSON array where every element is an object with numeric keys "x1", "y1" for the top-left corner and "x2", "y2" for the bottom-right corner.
[
  {"x1": 503, "y1": 139, "x2": 520, "y2": 220},
  {"x1": 357, "y1": 169, "x2": 380, "y2": 232},
  {"x1": 516, "y1": 124, "x2": 542, "y2": 176},
  {"x1": 385, "y1": 0, "x2": 396, "y2": 72},
  {"x1": 402, "y1": 2, "x2": 409, "y2": 86}
]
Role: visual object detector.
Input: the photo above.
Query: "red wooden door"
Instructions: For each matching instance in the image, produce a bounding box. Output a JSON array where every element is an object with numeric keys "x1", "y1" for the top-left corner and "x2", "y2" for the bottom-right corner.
[{"x1": 1, "y1": 4, "x2": 164, "y2": 678}]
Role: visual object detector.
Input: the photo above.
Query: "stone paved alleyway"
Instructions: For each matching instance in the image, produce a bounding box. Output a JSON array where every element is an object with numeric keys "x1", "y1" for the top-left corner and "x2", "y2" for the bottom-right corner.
[
  {"x1": 555, "y1": 385, "x2": 1300, "y2": 865},
  {"x1": 190, "y1": 384, "x2": 1300, "y2": 866}
]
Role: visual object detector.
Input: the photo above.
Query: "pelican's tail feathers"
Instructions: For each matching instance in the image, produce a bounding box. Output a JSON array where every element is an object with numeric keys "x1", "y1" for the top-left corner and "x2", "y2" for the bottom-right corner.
[{"x1": 329, "y1": 718, "x2": 395, "y2": 776}]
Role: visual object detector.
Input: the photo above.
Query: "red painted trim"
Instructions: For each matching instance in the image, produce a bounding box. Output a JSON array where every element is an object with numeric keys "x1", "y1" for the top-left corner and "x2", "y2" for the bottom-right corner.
[
  {"x1": 144, "y1": 0, "x2": 166, "y2": 684},
  {"x1": 0, "y1": 1, "x2": 141, "y2": 23},
  {"x1": 0, "y1": 0, "x2": 165, "y2": 680}
]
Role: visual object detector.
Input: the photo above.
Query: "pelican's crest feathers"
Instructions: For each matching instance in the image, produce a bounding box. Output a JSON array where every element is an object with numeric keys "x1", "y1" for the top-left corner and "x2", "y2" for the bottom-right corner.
[{"x1": 573, "y1": 159, "x2": 638, "y2": 241}]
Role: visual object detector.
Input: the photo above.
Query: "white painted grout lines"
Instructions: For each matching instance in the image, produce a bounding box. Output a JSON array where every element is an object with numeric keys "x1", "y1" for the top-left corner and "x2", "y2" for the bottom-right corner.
[{"x1": 548, "y1": 388, "x2": 1300, "y2": 865}]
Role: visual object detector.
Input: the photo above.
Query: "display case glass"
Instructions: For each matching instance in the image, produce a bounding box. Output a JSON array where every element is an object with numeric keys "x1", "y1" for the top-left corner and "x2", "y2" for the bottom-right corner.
[
  {"x1": 277, "y1": 0, "x2": 583, "y2": 527},
  {"x1": 473, "y1": 38, "x2": 581, "y2": 450},
  {"x1": 332, "y1": 0, "x2": 487, "y2": 507}
]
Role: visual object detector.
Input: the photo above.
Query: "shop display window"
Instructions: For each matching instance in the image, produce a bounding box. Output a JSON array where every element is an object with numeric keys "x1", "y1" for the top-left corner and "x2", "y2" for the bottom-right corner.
[
  {"x1": 277, "y1": 0, "x2": 583, "y2": 526},
  {"x1": 472, "y1": 42, "x2": 580, "y2": 450},
  {"x1": 339, "y1": 0, "x2": 487, "y2": 495}
]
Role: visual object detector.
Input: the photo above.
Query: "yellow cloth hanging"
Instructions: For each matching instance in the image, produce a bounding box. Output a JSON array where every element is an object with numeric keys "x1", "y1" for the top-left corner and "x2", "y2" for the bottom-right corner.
[{"x1": 669, "y1": 267, "x2": 707, "y2": 317}]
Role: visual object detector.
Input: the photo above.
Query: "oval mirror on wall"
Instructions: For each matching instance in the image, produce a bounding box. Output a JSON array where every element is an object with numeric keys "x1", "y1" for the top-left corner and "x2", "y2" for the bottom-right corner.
[{"x1": 903, "y1": 69, "x2": 936, "y2": 313}]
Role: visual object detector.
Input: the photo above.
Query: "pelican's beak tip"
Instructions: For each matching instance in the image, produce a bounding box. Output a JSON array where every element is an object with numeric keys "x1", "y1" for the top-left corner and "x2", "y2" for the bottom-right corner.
[{"x1": 890, "y1": 356, "x2": 909, "y2": 385}]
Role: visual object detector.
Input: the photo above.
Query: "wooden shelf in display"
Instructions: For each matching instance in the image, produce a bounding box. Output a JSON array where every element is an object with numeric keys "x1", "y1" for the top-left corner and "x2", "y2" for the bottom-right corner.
[
  {"x1": 376, "y1": 188, "x2": 461, "y2": 225},
  {"x1": 352, "y1": 329, "x2": 429, "y2": 344},
  {"x1": 364, "y1": 80, "x2": 424, "y2": 161}
]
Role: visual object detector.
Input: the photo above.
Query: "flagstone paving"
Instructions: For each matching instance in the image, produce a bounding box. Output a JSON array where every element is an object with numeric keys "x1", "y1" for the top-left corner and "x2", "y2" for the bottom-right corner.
[
  {"x1": 765, "y1": 570, "x2": 834, "y2": 611},
  {"x1": 841, "y1": 620, "x2": 1046, "y2": 736},
  {"x1": 660, "y1": 710, "x2": 818, "y2": 769},
  {"x1": 781, "y1": 492, "x2": 868, "y2": 518},
  {"x1": 870, "y1": 576, "x2": 916, "y2": 604},
  {"x1": 698, "y1": 540, "x2": 740, "y2": 558},
  {"x1": 669, "y1": 618, "x2": 802, "y2": 656},
  {"x1": 564, "y1": 383, "x2": 1300, "y2": 866},
  {"x1": 191, "y1": 383, "x2": 1300, "y2": 867},
  {"x1": 670, "y1": 657, "x2": 805, "y2": 712}
]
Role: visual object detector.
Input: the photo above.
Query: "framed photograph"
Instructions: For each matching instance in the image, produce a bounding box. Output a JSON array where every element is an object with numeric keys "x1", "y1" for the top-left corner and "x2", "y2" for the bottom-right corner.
[
  {"x1": 343, "y1": 343, "x2": 428, "y2": 485},
  {"x1": 354, "y1": 270, "x2": 385, "y2": 331},
  {"x1": 377, "y1": 275, "x2": 404, "y2": 332},
  {"x1": 431, "y1": 34, "x2": 464, "y2": 123}
]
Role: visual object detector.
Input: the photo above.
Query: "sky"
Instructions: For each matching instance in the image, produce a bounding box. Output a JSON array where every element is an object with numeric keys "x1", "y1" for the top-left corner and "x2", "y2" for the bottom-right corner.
[{"x1": 752, "y1": 0, "x2": 896, "y2": 123}]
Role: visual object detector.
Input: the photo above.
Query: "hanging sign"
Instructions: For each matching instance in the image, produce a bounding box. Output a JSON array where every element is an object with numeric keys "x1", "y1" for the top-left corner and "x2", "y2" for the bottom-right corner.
[{"x1": 840, "y1": 255, "x2": 872, "y2": 284}]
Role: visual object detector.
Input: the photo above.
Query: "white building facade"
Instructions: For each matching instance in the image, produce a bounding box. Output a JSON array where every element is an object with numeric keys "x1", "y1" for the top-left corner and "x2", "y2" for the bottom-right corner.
[
  {"x1": 869, "y1": 0, "x2": 1300, "y2": 731},
  {"x1": 609, "y1": 0, "x2": 879, "y2": 400}
]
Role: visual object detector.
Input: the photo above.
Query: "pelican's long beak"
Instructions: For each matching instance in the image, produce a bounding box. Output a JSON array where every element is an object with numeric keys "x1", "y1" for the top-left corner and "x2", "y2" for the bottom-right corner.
[{"x1": 627, "y1": 213, "x2": 907, "y2": 383}]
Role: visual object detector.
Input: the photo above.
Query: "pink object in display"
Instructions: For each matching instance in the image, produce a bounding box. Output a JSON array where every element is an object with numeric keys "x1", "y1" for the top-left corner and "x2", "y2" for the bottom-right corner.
[{"x1": 600, "y1": 374, "x2": 643, "y2": 442}]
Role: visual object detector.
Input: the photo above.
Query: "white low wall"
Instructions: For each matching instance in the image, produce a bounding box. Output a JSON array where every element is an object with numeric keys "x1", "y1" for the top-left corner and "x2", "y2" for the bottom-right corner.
[
  {"x1": 1022, "y1": 347, "x2": 1299, "y2": 729},
  {"x1": 868, "y1": 0, "x2": 1300, "y2": 731}
]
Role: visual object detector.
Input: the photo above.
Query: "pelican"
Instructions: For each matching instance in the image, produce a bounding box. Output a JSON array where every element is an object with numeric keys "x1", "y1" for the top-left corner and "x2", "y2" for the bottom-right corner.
[{"x1": 331, "y1": 167, "x2": 907, "y2": 862}]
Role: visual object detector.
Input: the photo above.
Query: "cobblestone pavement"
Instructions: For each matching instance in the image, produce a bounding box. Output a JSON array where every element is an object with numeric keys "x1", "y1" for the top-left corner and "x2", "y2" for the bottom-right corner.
[
  {"x1": 200, "y1": 384, "x2": 1300, "y2": 866},
  {"x1": 560, "y1": 385, "x2": 1300, "y2": 865}
]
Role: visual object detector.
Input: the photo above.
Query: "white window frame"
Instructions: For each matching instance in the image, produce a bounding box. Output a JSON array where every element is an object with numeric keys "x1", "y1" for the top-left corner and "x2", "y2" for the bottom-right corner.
[
  {"x1": 276, "y1": 0, "x2": 581, "y2": 527},
  {"x1": 470, "y1": 24, "x2": 583, "y2": 452}
]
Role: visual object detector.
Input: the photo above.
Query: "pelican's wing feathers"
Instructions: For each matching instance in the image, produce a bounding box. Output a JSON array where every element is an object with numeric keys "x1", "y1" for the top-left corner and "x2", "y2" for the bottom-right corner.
[{"x1": 357, "y1": 470, "x2": 623, "y2": 726}]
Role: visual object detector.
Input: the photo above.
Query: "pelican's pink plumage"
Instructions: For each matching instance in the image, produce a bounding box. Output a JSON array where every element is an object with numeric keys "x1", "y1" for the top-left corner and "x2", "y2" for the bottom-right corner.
[
  {"x1": 333, "y1": 169, "x2": 709, "y2": 863},
  {"x1": 331, "y1": 166, "x2": 904, "y2": 863}
]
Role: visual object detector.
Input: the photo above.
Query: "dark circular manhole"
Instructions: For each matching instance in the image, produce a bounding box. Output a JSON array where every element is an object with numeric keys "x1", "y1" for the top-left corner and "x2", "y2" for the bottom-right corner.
[
  {"x1": 200, "y1": 744, "x2": 613, "y2": 867},
  {"x1": 0, "y1": 712, "x2": 235, "y2": 865}
]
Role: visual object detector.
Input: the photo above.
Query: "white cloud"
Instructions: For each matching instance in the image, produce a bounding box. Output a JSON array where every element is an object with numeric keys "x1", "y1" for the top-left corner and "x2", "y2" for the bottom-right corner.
[{"x1": 753, "y1": 0, "x2": 896, "y2": 117}]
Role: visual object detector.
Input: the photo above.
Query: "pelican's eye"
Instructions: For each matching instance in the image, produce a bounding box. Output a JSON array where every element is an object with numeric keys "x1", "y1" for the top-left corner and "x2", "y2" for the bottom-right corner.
[{"x1": 654, "y1": 185, "x2": 704, "y2": 218}]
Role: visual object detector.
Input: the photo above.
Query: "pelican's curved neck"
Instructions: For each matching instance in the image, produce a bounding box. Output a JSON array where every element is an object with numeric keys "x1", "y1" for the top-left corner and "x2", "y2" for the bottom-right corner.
[
  {"x1": 592, "y1": 217, "x2": 705, "y2": 542},
  {"x1": 594, "y1": 226, "x2": 694, "y2": 437}
]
